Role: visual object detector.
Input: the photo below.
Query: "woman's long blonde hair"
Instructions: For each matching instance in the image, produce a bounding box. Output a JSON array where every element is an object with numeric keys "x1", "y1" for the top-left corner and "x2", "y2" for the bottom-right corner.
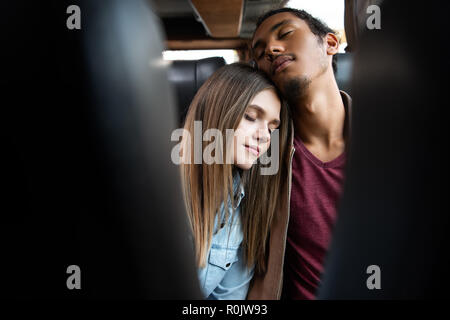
[{"x1": 180, "y1": 63, "x2": 290, "y2": 275}]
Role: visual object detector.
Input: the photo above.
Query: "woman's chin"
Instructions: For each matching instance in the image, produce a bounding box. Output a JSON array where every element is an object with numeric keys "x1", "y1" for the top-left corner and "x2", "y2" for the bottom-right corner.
[{"x1": 234, "y1": 161, "x2": 255, "y2": 170}]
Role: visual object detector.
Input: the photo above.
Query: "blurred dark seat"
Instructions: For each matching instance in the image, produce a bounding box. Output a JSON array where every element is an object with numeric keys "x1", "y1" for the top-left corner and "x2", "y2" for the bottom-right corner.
[
  {"x1": 318, "y1": 0, "x2": 449, "y2": 299},
  {"x1": 167, "y1": 54, "x2": 352, "y2": 122},
  {"x1": 2, "y1": 0, "x2": 200, "y2": 299},
  {"x1": 168, "y1": 57, "x2": 226, "y2": 125}
]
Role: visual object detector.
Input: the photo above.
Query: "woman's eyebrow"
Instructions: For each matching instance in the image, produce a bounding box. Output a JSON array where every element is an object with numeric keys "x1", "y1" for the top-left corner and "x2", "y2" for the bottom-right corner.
[
  {"x1": 247, "y1": 104, "x2": 265, "y2": 114},
  {"x1": 247, "y1": 104, "x2": 280, "y2": 126}
]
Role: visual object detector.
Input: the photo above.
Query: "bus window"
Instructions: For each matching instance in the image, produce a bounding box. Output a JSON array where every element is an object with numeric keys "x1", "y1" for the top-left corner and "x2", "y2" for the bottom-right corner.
[
  {"x1": 286, "y1": 0, "x2": 347, "y2": 52},
  {"x1": 163, "y1": 49, "x2": 239, "y2": 64}
]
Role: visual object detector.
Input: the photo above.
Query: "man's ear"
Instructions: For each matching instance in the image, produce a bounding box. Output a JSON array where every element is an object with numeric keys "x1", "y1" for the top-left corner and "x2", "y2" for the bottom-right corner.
[
  {"x1": 325, "y1": 32, "x2": 339, "y2": 55},
  {"x1": 247, "y1": 42, "x2": 258, "y2": 69},
  {"x1": 249, "y1": 59, "x2": 258, "y2": 70}
]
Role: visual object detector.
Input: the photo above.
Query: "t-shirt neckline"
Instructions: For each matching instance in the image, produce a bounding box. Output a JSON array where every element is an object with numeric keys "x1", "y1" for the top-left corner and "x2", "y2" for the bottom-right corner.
[{"x1": 294, "y1": 135, "x2": 346, "y2": 169}]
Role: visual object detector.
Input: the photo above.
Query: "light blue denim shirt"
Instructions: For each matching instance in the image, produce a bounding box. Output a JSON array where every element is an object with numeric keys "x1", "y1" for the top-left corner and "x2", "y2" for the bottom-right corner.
[{"x1": 197, "y1": 172, "x2": 254, "y2": 300}]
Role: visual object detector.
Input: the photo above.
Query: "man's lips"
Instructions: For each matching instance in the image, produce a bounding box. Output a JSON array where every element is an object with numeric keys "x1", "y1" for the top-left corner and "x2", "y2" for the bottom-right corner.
[
  {"x1": 244, "y1": 145, "x2": 259, "y2": 156},
  {"x1": 271, "y1": 55, "x2": 293, "y2": 75}
]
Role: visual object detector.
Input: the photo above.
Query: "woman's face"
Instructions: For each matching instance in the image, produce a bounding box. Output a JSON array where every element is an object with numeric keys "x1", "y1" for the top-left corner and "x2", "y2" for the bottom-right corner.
[{"x1": 233, "y1": 89, "x2": 281, "y2": 170}]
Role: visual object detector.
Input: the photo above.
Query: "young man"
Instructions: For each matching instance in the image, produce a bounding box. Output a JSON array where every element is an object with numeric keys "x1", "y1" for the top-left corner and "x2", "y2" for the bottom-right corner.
[{"x1": 247, "y1": 8, "x2": 352, "y2": 300}]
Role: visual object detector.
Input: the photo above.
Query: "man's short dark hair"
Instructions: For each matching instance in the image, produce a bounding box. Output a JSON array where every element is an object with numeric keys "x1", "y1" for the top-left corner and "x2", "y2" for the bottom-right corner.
[{"x1": 255, "y1": 7, "x2": 338, "y2": 73}]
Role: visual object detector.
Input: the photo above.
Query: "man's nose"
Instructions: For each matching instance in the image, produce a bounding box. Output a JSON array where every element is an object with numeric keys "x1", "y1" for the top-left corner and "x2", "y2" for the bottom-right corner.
[{"x1": 267, "y1": 41, "x2": 285, "y2": 60}]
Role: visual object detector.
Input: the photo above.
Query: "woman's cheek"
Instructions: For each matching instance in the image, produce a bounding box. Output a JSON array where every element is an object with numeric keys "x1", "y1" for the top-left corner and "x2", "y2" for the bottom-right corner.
[{"x1": 260, "y1": 141, "x2": 270, "y2": 156}]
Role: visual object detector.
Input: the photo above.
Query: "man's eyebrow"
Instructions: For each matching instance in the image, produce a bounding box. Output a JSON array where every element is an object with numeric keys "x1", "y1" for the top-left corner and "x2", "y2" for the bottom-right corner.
[
  {"x1": 270, "y1": 19, "x2": 294, "y2": 33},
  {"x1": 251, "y1": 19, "x2": 295, "y2": 51}
]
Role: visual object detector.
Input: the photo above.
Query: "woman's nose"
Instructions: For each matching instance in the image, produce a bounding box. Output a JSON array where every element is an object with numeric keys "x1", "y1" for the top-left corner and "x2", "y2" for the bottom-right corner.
[{"x1": 255, "y1": 126, "x2": 270, "y2": 144}]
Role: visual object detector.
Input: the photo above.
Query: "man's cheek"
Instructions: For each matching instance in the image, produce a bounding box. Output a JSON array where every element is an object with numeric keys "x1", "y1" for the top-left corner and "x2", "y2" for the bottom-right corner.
[{"x1": 257, "y1": 63, "x2": 270, "y2": 75}]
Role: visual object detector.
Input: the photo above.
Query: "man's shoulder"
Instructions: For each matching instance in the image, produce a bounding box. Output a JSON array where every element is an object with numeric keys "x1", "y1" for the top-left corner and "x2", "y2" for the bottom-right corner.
[
  {"x1": 340, "y1": 90, "x2": 352, "y2": 143},
  {"x1": 340, "y1": 90, "x2": 352, "y2": 110}
]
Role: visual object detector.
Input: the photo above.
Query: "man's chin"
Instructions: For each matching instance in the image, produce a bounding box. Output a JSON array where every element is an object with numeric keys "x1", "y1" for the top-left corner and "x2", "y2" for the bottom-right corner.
[
  {"x1": 273, "y1": 73, "x2": 295, "y2": 90},
  {"x1": 282, "y1": 75, "x2": 311, "y2": 104}
]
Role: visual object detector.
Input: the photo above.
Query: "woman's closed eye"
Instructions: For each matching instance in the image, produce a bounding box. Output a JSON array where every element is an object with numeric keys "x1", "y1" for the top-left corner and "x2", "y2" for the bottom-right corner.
[{"x1": 244, "y1": 114, "x2": 256, "y2": 122}]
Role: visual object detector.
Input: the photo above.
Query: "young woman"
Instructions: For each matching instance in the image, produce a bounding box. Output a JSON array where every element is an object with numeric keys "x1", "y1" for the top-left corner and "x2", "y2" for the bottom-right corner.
[{"x1": 180, "y1": 63, "x2": 290, "y2": 299}]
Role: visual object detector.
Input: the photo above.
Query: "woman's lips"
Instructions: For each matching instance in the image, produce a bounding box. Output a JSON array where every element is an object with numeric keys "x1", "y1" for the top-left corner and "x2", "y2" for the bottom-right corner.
[{"x1": 244, "y1": 145, "x2": 259, "y2": 156}]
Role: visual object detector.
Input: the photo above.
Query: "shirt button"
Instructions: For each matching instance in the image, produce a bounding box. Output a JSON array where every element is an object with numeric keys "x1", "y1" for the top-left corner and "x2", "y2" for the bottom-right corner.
[{"x1": 226, "y1": 263, "x2": 231, "y2": 268}]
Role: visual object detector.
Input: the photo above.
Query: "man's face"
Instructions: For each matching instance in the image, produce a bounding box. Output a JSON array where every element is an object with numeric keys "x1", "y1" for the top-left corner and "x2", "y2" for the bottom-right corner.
[{"x1": 251, "y1": 12, "x2": 330, "y2": 96}]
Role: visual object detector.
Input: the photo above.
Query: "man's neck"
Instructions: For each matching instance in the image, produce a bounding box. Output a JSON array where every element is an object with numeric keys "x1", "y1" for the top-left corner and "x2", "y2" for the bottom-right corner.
[{"x1": 293, "y1": 75, "x2": 346, "y2": 163}]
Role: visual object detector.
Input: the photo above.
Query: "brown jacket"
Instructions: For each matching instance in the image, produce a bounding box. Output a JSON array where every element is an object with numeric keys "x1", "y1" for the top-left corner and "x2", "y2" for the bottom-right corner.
[{"x1": 247, "y1": 91, "x2": 352, "y2": 299}]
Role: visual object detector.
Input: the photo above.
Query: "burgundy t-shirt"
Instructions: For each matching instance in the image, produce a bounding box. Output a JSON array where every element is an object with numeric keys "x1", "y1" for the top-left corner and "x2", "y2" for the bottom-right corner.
[{"x1": 282, "y1": 134, "x2": 346, "y2": 300}]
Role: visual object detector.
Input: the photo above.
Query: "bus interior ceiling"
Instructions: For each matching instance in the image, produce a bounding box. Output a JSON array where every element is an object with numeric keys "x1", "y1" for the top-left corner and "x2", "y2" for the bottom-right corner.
[{"x1": 152, "y1": 0, "x2": 287, "y2": 57}]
